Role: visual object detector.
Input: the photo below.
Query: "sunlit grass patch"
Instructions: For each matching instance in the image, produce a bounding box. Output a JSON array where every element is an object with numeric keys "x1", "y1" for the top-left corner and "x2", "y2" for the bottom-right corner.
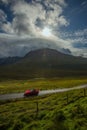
[{"x1": 0, "y1": 77, "x2": 87, "y2": 94}]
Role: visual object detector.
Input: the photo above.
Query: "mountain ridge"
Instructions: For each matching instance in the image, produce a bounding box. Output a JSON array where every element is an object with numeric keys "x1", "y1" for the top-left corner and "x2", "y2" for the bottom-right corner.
[
  {"x1": 0, "y1": 57, "x2": 22, "y2": 66},
  {"x1": 0, "y1": 48, "x2": 87, "y2": 79}
]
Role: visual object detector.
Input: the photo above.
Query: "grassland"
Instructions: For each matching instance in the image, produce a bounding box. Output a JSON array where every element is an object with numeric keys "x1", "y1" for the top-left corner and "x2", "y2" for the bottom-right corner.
[
  {"x1": 0, "y1": 77, "x2": 87, "y2": 130},
  {"x1": 0, "y1": 77, "x2": 87, "y2": 94}
]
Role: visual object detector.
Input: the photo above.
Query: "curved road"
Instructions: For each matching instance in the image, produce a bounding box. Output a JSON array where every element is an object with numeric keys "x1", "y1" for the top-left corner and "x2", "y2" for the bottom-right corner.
[{"x1": 0, "y1": 84, "x2": 87, "y2": 100}]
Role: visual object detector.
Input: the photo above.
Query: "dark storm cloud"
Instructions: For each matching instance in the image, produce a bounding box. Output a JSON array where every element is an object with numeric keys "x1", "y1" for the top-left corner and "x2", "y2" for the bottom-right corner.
[
  {"x1": 12, "y1": 14, "x2": 33, "y2": 35},
  {"x1": 35, "y1": 18, "x2": 45, "y2": 28}
]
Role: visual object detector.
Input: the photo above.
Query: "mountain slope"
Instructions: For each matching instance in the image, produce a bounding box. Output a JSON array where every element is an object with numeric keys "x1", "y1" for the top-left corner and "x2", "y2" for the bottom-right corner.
[
  {"x1": 0, "y1": 48, "x2": 87, "y2": 79},
  {"x1": 0, "y1": 57, "x2": 21, "y2": 66}
]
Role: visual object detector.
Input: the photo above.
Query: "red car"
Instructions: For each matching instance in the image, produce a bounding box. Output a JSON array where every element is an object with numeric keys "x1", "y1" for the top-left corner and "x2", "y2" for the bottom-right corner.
[{"x1": 24, "y1": 89, "x2": 39, "y2": 97}]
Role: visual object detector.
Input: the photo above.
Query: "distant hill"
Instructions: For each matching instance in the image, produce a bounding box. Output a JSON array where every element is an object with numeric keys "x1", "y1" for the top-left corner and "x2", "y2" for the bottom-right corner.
[
  {"x1": 0, "y1": 48, "x2": 87, "y2": 79},
  {"x1": 0, "y1": 57, "x2": 21, "y2": 66}
]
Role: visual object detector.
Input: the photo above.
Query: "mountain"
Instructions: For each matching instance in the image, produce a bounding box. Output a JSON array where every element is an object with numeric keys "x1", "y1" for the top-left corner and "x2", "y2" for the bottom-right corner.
[
  {"x1": 0, "y1": 57, "x2": 21, "y2": 66},
  {"x1": 0, "y1": 48, "x2": 87, "y2": 79}
]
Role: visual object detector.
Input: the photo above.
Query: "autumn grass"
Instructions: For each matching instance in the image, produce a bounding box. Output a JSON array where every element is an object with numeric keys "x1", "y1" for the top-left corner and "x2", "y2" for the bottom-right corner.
[
  {"x1": 0, "y1": 77, "x2": 87, "y2": 130},
  {"x1": 0, "y1": 77, "x2": 87, "y2": 94},
  {"x1": 0, "y1": 88, "x2": 87, "y2": 130}
]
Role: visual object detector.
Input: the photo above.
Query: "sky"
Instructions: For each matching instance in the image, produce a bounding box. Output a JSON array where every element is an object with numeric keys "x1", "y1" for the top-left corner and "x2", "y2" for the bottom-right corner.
[{"x1": 0, "y1": 0, "x2": 87, "y2": 58}]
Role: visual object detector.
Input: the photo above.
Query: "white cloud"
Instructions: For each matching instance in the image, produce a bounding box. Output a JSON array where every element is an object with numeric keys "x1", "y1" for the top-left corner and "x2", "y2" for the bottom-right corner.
[
  {"x1": 58, "y1": 15, "x2": 69, "y2": 27},
  {"x1": 2, "y1": 22, "x2": 14, "y2": 33},
  {"x1": 59, "y1": 28, "x2": 87, "y2": 44},
  {"x1": 11, "y1": 0, "x2": 46, "y2": 36},
  {"x1": 60, "y1": 28, "x2": 87, "y2": 57},
  {"x1": 36, "y1": 0, "x2": 67, "y2": 7},
  {"x1": 0, "y1": 9, "x2": 7, "y2": 22},
  {"x1": 0, "y1": 31, "x2": 87, "y2": 58},
  {"x1": 1, "y1": 0, "x2": 87, "y2": 58},
  {"x1": 0, "y1": 33, "x2": 72, "y2": 57},
  {"x1": 74, "y1": 28, "x2": 87, "y2": 37},
  {"x1": 0, "y1": 0, "x2": 9, "y2": 4},
  {"x1": 0, "y1": 0, "x2": 69, "y2": 36}
]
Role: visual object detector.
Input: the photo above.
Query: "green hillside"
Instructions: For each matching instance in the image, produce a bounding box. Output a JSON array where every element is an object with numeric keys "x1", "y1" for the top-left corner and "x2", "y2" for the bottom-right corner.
[{"x1": 0, "y1": 48, "x2": 87, "y2": 79}]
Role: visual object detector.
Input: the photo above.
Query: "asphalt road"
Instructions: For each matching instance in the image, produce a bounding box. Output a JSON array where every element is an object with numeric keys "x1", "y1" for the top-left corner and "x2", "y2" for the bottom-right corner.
[{"x1": 0, "y1": 84, "x2": 87, "y2": 100}]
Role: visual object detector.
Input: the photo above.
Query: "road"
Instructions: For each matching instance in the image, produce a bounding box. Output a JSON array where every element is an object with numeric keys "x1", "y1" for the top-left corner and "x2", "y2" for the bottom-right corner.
[{"x1": 0, "y1": 84, "x2": 87, "y2": 100}]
